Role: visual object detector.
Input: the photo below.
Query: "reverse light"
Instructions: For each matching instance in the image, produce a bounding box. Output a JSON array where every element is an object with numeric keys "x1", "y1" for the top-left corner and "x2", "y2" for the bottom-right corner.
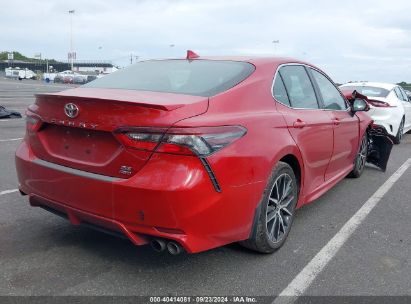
[{"x1": 115, "y1": 126, "x2": 247, "y2": 157}]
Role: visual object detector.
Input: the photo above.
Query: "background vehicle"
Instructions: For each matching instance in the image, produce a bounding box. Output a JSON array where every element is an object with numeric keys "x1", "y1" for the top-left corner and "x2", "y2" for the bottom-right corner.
[
  {"x1": 340, "y1": 82, "x2": 411, "y2": 144},
  {"x1": 5, "y1": 67, "x2": 37, "y2": 80},
  {"x1": 73, "y1": 75, "x2": 87, "y2": 84},
  {"x1": 53, "y1": 74, "x2": 64, "y2": 83},
  {"x1": 63, "y1": 75, "x2": 74, "y2": 84},
  {"x1": 15, "y1": 55, "x2": 392, "y2": 255}
]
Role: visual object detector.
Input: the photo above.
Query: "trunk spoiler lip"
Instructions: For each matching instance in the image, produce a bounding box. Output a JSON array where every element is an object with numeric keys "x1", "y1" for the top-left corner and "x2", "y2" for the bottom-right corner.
[{"x1": 35, "y1": 88, "x2": 209, "y2": 112}]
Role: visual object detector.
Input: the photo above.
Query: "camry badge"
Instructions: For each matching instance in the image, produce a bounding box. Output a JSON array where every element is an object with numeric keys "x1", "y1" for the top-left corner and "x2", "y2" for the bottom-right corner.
[{"x1": 64, "y1": 103, "x2": 79, "y2": 118}]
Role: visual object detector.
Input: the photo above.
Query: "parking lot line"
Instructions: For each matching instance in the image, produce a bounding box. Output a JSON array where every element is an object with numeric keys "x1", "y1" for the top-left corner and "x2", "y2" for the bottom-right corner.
[
  {"x1": 0, "y1": 138, "x2": 23, "y2": 142},
  {"x1": 0, "y1": 189, "x2": 18, "y2": 196},
  {"x1": 273, "y1": 158, "x2": 411, "y2": 304}
]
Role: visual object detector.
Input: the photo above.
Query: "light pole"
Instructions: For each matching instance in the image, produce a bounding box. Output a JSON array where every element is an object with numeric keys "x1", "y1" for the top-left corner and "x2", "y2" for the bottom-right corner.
[{"x1": 69, "y1": 10, "x2": 75, "y2": 71}]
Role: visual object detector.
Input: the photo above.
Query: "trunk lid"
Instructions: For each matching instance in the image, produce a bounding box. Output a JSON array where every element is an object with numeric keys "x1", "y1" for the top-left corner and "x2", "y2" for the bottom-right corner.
[{"x1": 28, "y1": 88, "x2": 208, "y2": 178}]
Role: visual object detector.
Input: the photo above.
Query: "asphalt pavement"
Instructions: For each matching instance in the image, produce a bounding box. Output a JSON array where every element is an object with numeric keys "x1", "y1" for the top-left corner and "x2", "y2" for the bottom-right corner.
[{"x1": 0, "y1": 78, "x2": 410, "y2": 301}]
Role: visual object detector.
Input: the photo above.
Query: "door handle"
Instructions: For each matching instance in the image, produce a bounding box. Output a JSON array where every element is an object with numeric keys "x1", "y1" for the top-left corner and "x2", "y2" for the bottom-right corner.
[
  {"x1": 332, "y1": 118, "x2": 340, "y2": 125},
  {"x1": 293, "y1": 119, "x2": 306, "y2": 129}
]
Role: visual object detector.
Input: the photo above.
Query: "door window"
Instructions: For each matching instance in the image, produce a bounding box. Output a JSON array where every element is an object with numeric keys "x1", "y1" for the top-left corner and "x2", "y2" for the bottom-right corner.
[
  {"x1": 279, "y1": 65, "x2": 319, "y2": 109},
  {"x1": 398, "y1": 87, "x2": 409, "y2": 102},
  {"x1": 272, "y1": 75, "x2": 291, "y2": 106},
  {"x1": 394, "y1": 87, "x2": 406, "y2": 101},
  {"x1": 310, "y1": 69, "x2": 347, "y2": 110}
]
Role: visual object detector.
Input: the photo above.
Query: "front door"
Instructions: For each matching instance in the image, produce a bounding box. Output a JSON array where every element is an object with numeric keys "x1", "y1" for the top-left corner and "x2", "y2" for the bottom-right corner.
[{"x1": 308, "y1": 68, "x2": 359, "y2": 180}]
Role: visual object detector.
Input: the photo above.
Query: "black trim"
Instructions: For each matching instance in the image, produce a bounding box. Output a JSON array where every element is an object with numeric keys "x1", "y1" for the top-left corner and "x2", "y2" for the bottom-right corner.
[
  {"x1": 304, "y1": 65, "x2": 323, "y2": 109},
  {"x1": 81, "y1": 222, "x2": 128, "y2": 240},
  {"x1": 39, "y1": 205, "x2": 68, "y2": 219},
  {"x1": 249, "y1": 201, "x2": 262, "y2": 239},
  {"x1": 199, "y1": 157, "x2": 222, "y2": 193},
  {"x1": 39, "y1": 205, "x2": 128, "y2": 240}
]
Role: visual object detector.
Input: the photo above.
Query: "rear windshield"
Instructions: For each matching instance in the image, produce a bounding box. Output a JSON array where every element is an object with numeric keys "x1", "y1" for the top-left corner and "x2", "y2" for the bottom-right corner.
[
  {"x1": 340, "y1": 85, "x2": 390, "y2": 98},
  {"x1": 84, "y1": 60, "x2": 255, "y2": 97}
]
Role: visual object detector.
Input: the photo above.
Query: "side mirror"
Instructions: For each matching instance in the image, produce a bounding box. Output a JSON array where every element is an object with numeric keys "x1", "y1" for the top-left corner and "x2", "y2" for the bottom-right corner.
[{"x1": 352, "y1": 98, "x2": 369, "y2": 112}]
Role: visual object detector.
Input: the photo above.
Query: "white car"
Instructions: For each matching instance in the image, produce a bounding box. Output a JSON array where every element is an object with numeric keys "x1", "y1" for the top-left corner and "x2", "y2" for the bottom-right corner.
[{"x1": 340, "y1": 82, "x2": 411, "y2": 144}]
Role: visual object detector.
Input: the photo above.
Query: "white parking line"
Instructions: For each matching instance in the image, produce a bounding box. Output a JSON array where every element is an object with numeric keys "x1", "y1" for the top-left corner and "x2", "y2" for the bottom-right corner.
[
  {"x1": 0, "y1": 119, "x2": 25, "y2": 122},
  {"x1": 0, "y1": 189, "x2": 19, "y2": 196},
  {"x1": 273, "y1": 158, "x2": 411, "y2": 304},
  {"x1": 0, "y1": 138, "x2": 23, "y2": 142}
]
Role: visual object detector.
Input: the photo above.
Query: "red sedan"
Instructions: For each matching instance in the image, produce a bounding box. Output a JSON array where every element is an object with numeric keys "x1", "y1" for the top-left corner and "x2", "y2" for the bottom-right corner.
[{"x1": 15, "y1": 53, "x2": 392, "y2": 254}]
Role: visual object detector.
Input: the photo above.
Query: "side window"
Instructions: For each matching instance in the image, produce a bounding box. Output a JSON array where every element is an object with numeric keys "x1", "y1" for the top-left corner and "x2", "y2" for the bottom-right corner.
[
  {"x1": 279, "y1": 65, "x2": 319, "y2": 109},
  {"x1": 272, "y1": 75, "x2": 290, "y2": 106},
  {"x1": 394, "y1": 87, "x2": 405, "y2": 101},
  {"x1": 310, "y1": 69, "x2": 347, "y2": 110},
  {"x1": 398, "y1": 87, "x2": 409, "y2": 102}
]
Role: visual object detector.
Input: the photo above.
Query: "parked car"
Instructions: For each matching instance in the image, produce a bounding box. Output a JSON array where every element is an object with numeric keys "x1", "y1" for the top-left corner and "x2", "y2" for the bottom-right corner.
[
  {"x1": 340, "y1": 82, "x2": 411, "y2": 144},
  {"x1": 53, "y1": 74, "x2": 64, "y2": 83},
  {"x1": 63, "y1": 75, "x2": 74, "y2": 84},
  {"x1": 5, "y1": 67, "x2": 37, "y2": 80},
  {"x1": 73, "y1": 75, "x2": 87, "y2": 84},
  {"x1": 15, "y1": 54, "x2": 393, "y2": 255},
  {"x1": 86, "y1": 75, "x2": 97, "y2": 83}
]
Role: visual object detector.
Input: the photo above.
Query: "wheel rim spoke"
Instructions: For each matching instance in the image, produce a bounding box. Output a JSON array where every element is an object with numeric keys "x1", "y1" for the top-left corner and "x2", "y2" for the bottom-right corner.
[
  {"x1": 266, "y1": 173, "x2": 295, "y2": 243},
  {"x1": 269, "y1": 214, "x2": 278, "y2": 240},
  {"x1": 357, "y1": 136, "x2": 367, "y2": 170},
  {"x1": 266, "y1": 210, "x2": 276, "y2": 223}
]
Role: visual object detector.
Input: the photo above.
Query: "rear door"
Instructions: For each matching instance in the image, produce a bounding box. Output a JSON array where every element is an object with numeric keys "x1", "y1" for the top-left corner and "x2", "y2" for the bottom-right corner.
[
  {"x1": 308, "y1": 68, "x2": 359, "y2": 181},
  {"x1": 273, "y1": 65, "x2": 334, "y2": 197},
  {"x1": 397, "y1": 87, "x2": 411, "y2": 132}
]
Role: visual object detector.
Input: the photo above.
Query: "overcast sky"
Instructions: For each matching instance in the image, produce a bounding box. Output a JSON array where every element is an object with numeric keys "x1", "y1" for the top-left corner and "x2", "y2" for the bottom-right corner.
[{"x1": 2, "y1": 0, "x2": 411, "y2": 83}]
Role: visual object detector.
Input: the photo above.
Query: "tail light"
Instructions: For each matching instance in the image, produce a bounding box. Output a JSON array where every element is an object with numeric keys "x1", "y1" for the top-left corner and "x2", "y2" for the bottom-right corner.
[
  {"x1": 367, "y1": 99, "x2": 395, "y2": 108},
  {"x1": 115, "y1": 126, "x2": 246, "y2": 157},
  {"x1": 26, "y1": 114, "x2": 43, "y2": 132}
]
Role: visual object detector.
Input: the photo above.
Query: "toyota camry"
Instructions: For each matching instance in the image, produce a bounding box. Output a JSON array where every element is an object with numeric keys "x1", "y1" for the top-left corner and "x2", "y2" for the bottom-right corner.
[{"x1": 15, "y1": 52, "x2": 393, "y2": 254}]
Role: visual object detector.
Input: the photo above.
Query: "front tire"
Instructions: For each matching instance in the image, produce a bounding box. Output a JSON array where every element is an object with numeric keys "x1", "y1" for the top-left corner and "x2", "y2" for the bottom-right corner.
[
  {"x1": 240, "y1": 162, "x2": 298, "y2": 253},
  {"x1": 348, "y1": 132, "x2": 368, "y2": 178}
]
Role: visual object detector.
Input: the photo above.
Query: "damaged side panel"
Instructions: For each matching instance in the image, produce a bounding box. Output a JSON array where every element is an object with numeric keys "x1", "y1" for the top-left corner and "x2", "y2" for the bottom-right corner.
[{"x1": 366, "y1": 125, "x2": 394, "y2": 172}]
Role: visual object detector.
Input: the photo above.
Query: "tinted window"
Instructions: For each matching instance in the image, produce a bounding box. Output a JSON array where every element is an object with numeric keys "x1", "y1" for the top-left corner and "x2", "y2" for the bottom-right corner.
[
  {"x1": 279, "y1": 66, "x2": 319, "y2": 109},
  {"x1": 310, "y1": 69, "x2": 347, "y2": 110},
  {"x1": 396, "y1": 87, "x2": 408, "y2": 101},
  {"x1": 84, "y1": 60, "x2": 255, "y2": 97},
  {"x1": 272, "y1": 75, "x2": 290, "y2": 106},
  {"x1": 340, "y1": 85, "x2": 389, "y2": 98}
]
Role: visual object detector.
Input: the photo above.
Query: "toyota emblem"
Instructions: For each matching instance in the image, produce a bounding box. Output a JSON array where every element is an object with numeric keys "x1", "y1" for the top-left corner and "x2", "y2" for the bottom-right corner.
[{"x1": 64, "y1": 103, "x2": 79, "y2": 118}]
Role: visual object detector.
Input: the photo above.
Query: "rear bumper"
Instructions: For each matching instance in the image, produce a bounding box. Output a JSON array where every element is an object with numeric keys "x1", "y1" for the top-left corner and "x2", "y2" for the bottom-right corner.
[
  {"x1": 368, "y1": 107, "x2": 403, "y2": 137},
  {"x1": 15, "y1": 140, "x2": 261, "y2": 253}
]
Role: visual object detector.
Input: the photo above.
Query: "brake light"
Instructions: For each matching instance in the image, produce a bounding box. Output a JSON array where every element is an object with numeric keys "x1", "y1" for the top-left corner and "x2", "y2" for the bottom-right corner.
[
  {"x1": 26, "y1": 115, "x2": 43, "y2": 132},
  {"x1": 115, "y1": 126, "x2": 246, "y2": 157},
  {"x1": 367, "y1": 99, "x2": 395, "y2": 108}
]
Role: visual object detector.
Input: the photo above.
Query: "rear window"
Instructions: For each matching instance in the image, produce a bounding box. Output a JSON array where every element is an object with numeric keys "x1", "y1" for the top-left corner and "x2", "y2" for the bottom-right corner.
[
  {"x1": 84, "y1": 60, "x2": 255, "y2": 97},
  {"x1": 340, "y1": 85, "x2": 390, "y2": 98}
]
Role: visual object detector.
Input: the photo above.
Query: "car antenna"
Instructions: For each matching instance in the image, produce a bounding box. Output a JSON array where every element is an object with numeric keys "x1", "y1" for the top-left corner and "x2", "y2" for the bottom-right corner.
[{"x1": 186, "y1": 50, "x2": 199, "y2": 60}]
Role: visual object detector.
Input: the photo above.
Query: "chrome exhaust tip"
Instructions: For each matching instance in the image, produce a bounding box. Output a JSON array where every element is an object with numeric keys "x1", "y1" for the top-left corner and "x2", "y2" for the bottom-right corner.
[
  {"x1": 150, "y1": 239, "x2": 166, "y2": 252},
  {"x1": 167, "y1": 241, "x2": 183, "y2": 255}
]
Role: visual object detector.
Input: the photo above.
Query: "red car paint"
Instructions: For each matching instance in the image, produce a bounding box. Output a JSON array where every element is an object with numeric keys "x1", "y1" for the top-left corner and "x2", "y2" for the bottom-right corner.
[{"x1": 15, "y1": 57, "x2": 373, "y2": 253}]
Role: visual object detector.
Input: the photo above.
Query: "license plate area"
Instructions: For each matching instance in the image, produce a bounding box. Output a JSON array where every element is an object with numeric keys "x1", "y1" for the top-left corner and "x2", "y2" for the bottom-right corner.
[{"x1": 39, "y1": 124, "x2": 120, "y2": 164}]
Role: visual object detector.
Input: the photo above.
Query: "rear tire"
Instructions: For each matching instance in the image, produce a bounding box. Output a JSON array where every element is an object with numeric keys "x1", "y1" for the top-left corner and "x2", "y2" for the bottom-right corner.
[
  {"x1": 393, "y1": 118, "x2": 404, "y2": 145},
  {"x1": 348, "y1": 132, "x2": 368, "y2": 178},
  {"x1": 240, "y1": 162, "x2": 298, "y2": 253}
]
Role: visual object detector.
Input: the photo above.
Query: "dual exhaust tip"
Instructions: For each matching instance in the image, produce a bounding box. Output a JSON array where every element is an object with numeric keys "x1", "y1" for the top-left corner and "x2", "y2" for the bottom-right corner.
[{"x1": 150, "y1": 239, "x2": 184, "y2": 255}]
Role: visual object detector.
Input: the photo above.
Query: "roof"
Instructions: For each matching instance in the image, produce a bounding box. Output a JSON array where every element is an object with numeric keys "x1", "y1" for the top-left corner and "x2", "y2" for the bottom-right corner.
[
  {"x1": 340, "y1": 82, "x2": 397, "y2": 90},
  {"x1": 149, "y1": 56, "x2": 310, "y2": 66}
]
